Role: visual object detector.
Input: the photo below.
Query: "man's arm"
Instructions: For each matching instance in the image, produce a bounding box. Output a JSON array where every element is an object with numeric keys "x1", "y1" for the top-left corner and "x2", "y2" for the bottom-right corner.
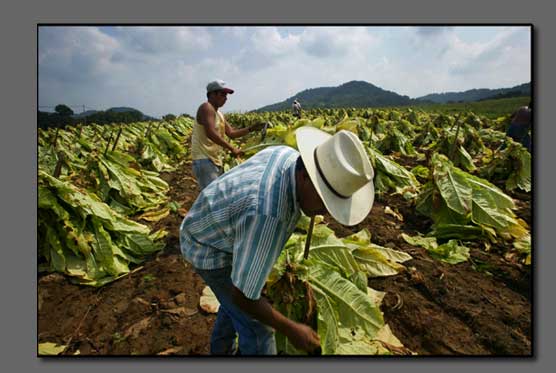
[
  {"x1": 197, "y1": 103, "x2": 241, "y2": 156},
  {"x1": 230, "y1": 285, "x2": 321, "y2": 353},
  {"x1": 225, "y1": 120, "x2": 266, "y2": 139}
]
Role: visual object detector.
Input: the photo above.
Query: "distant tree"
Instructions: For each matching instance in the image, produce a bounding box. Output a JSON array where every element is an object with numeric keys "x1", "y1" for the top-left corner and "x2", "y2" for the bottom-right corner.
[
  {"x1": 163, "y1": 114, "x2": 176, "y2": 121},
  {"x1": 55, "y1": 104, "x2": 74, "y2": 117}
]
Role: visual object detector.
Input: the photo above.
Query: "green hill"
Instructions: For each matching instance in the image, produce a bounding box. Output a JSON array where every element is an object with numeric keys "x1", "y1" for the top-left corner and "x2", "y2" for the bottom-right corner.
[
  {"x1": 416, "y1": 82, "x2": 530, "y2": 103},
  {"x1": 255, "y1": 80, "x2": 416, "y2": 112}
]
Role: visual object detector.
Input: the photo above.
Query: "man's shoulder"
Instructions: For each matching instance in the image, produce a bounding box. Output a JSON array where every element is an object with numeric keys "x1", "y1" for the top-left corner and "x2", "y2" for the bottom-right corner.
[
  {"x1": 196, "y1": 102, "x2": 218, "y2": 125},
  {"x1": 197, "y1": 102, "x2": 215, "y2": 115},
  {"x1": 198, "y1": 101, "x2": 213, "y2": 110},
  {"x1": 244, "y1": 146, "x2": 298, "y2": 177},
  {"x1": 264, "y1": 145, "x2": 299, "y2": 158}
]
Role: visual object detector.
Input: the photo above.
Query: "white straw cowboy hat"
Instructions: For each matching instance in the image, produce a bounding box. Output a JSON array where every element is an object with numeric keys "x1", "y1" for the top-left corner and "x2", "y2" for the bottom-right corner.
[{"x1": 296, "y1": 126, "x2": 375, "y2": 226}]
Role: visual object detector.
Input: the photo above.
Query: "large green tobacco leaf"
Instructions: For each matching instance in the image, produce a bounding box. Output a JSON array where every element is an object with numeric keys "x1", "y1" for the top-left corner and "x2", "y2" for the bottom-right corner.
[
  {"x1": 430, "y1": 223, "x2": 496, "y2": 241},
  {"x1": 90, "y1": 217, "x2": 130, "y2": 275},
  {"x1": 307, "y1": 245, "x2": 360, "y2": 278},
  {"x1": 312, "y1": 286, "x2": 340, "y2": 355},
  {"x1": 96, "y1": 151, "x2": 169, "y2": 213},
  {"x1": 308, "y1": 225, "x2": 345, "y2": 247},
  {"x1": 429, "y1": 241, "x2": 470, "y2": 264},
  {"x1": 372, "y1": 149, "x2": 418, "y2": 183},
  {"x1": 401, "y1": 233, "x2": 470, "y2": 264},
  {"x1": 415, "y1": 182, "x2": 434, "y2": 218},
  {"x1": 309, "y1": 264, "x2": 384, "y2": 338},
  {"x1": 479, "y1": 141, "x2": 531, "y2": 193},
  {"x1": 268, "y1": 223, "x2": 409, "y2": 354},
  {"x1": 378, "y1": 128, "x2": 416, "y2": 156},
  {"x1": 420, "y1": 153, "x2": 527, "y2": 249},
  {"x1": 340, "y1": 228, "x2": 372, "y2": 247},
  {"x1": 400, "y1": 233, "x2": 437, "y2": 251},
  {"x1": 464, "y1": 170, "x2": 515, "y2": 210},
  {"x1": 431, "y1": 196, "x2": 470, "y2": 226},
  {"x1": 351, "y1": 246, "x2": 409, "y2": 277},
  {"x1": 471, "y1": 201, "x2": 517, "y2": 230},
  {"x1": 38, "y1": 170, "x2": 165, "y2": 286},
  {"x1": 505, "y1": 144, "x2": 531, "y2": 192},
  {"x1": 432, "y1": 153, "x2": 472, "y2": 215},
  {"x1": 373, "y1": 245, "x2": 413, "y2": 264},
  {"x1": 340, "y1": 229, "x2": 412, "y2": 277},
  {"x1": 140, "y1": 142, "x2": 176, "y2": 172},
  {"x1": 40, "y1": 171, "x2": 146, "y2": 232},
  {"x1": 349, "y1": 271, "x2": 369, "y2": 292},
  {"x1": 366, "y1": 146, "x2": 420, "y2": 195},
  {"x1": 433, "y1": 135, "x2": 476, "y2": 172}
]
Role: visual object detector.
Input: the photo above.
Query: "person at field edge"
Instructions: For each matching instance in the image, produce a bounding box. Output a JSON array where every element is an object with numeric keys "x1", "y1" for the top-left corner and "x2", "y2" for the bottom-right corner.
[
  {"x1": 506, "y1": 100, "x2": 531, "y2": 152},
  {"x1": 179, "y1": 126, "x2": 376, "y2": 355},
  {"x1": 292, "y1": 99, "x2": 302, "y2": 118},
  {"x1": 191, "y1": 79, "x2": 266, "y2": 189}
]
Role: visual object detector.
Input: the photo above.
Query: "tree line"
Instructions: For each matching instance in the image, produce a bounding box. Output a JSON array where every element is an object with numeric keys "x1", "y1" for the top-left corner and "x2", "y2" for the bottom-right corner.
[{"x1": 38, "y1": 104, "x2": 150, "y2": 129}]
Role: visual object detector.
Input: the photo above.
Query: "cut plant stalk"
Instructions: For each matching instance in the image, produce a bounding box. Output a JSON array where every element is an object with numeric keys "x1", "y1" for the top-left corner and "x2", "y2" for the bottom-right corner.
[
  {"x1": 450, "y1": 119, "x2": 462, "y2": 161},
  {"x1": 144, "y1": 122, "x2": 153, "y2": 138},
  {"x1": 304, "y1": 216, "x2": 316, "y2": 259},
  {"x1": 51, "y1": 128, "x2": 59, "y2": 147},
  {"x1": 53, "y1": 152, "x2": 65, "y2": 178},
  {"x1": 111, "y1": 126, "x2": 124, "y2": 151},
  {"x1": 104, "y1": 129, "x2": 115, "y2": 156}
]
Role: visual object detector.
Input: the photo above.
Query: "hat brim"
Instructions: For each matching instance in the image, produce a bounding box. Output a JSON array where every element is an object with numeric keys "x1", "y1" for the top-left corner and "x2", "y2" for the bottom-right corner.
[
  {"x1": 296, "y1": 126, "x2": 375, "y2": 226},
  {"x1": 208, "y1": 88, "x2": 235, "y2": 94}
]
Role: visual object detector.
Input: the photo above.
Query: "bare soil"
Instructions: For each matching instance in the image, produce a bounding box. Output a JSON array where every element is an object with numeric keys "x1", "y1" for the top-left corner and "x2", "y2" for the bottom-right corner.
[{"x1": 38, "y1": 158, "x2": 532, "y2": 356}]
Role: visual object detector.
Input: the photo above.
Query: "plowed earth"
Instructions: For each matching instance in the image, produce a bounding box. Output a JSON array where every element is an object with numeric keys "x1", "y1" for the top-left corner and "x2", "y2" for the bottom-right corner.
[{"x1": 38, "y1": 157, "x2": 532, "y2": 356}]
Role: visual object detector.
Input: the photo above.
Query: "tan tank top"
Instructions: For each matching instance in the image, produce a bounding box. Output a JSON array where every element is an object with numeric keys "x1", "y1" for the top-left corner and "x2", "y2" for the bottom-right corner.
[{"x1": 191, "y1": 109, "x2": 226, "y2": 166}]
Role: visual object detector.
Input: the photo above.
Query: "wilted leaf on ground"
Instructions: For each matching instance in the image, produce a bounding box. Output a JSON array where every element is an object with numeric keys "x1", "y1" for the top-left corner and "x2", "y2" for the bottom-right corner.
[
  {"x1": 200, "y1": 286, "x2": 220, "y2": 313},
  {"x1": 384, "y1": 206, "x2": 404, "y2": 222},
  {"x1": 38, "y1": 342, "x2": 67, "y2": 355},
  {"x1": 123, "y1": 316, "x2": 153, "y2": 339}
]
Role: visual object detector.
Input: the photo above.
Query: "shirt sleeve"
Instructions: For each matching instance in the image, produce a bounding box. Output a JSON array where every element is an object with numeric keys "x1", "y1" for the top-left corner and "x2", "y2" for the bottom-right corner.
[{"x1": 231, "y1": 213, "x2": 289, "y2": 300}]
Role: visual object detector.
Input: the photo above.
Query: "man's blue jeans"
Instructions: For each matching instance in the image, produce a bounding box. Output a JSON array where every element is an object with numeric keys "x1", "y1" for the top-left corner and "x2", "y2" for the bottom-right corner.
[
  {"x1": 195, "y1": 266, "x2": 277, "y2": 355},
  {"x1": 192, "y1": 159, "x2": 223, "y2": 190}
]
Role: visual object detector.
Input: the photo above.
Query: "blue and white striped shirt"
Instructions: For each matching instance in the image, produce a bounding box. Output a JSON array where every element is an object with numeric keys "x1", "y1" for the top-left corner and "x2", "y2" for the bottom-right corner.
[{"x1": 180, "y1": 146, "x2": 301, "y2": 300}]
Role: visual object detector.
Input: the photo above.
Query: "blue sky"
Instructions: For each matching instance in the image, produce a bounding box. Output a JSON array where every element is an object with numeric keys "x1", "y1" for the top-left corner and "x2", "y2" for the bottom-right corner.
[{"x1": 38, "y1": 26, "x2": 531, "y2": 118}]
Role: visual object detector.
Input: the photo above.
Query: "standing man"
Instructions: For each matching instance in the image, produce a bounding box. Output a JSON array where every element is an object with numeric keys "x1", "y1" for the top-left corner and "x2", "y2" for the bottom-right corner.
[
  {"x1": 191, "y1": 79, "x2": 265, "y2": 189},
  {"x1": 180, "y1": 127, "x2": 375, "y2": 355},
  {"x1": 506, "y1": 100, "x2": 532, "y2": 152},
  {"x1": 292, "y1": 99, "x2": 302, "y2": 118}
]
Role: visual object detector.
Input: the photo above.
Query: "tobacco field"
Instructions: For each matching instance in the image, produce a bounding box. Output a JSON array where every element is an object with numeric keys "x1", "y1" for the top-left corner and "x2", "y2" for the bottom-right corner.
[{"x1": 37, "y1": 98, "x2": 532, "y2": 356}]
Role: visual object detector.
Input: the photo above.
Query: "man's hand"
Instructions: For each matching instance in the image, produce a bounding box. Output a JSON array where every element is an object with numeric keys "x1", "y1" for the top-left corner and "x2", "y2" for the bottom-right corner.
[
  {"x1": 249, "y1": 122, "x2": 267, "y2": 132},
  {"x1": 230, "y1": 285, "x2": 321, "y2": 354},
  {"x1": 231, "y1": 147, "x2": 244, "y2": 158},
  {"x1": 285, "y1": 322, "x2": 321, "y2": 353}
]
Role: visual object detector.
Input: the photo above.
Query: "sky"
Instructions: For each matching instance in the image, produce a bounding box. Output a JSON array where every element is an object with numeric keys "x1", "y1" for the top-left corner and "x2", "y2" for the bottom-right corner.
[{"x1": 38, "y1": 25, "x2": 531, "y2": 118}]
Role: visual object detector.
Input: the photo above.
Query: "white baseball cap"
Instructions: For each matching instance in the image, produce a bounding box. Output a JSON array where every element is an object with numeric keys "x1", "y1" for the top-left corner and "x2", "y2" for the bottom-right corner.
[{"x1": 206, "y1": 79, "x2": 234, "y2": 94}]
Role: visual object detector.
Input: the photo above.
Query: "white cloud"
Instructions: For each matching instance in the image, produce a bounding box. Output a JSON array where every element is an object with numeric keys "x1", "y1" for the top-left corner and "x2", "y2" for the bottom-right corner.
[
  {"x1": 38, "y1": 26, "x2": 531, "y2": 117},
  {"x1": 443, "y1": 28, "x2": 530, "y2": 88},
  {"x1": 300, "y1": 27, "x2": 380, "y2": 59},
  {"x1": 39, "y1": 27, "x2": 121, "y2": 82},
  {"x1": 250, "y1": 27, "x2": 300, "y2": 57},
  {"x1": 113, "y1": 26, "x2": 212, "y2": 56}
]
